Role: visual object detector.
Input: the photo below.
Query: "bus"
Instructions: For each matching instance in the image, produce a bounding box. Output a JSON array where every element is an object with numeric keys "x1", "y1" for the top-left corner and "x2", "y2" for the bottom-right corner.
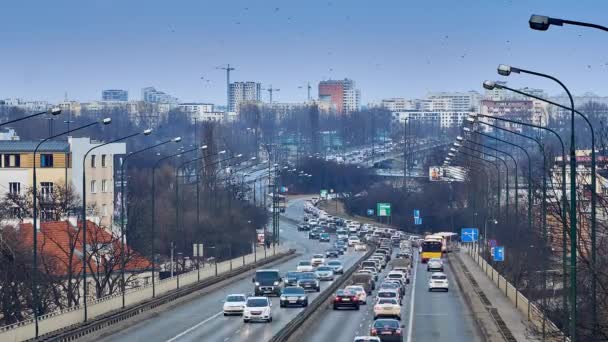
[
  {"x1": 420, "y1": 235, "x2": 443, "y2": 263},
  {"x1": 435, "y1": 232, "x2": 458, "y2": 253}
]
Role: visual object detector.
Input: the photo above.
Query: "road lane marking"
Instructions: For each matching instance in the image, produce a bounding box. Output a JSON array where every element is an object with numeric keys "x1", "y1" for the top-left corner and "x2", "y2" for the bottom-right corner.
[
  {"x1": 406, "y1": 253, "x2": 418, "y2": 342},
  {"x1": 165, "y1": 311, "x2": 223, "y2": 342}
]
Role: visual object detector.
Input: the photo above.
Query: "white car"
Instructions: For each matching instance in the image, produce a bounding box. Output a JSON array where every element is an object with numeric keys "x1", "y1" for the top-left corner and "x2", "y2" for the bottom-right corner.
[
  {"x1": 345, "y1": 285, "x2": 367, "y2": 304},
  {"x1": 428, "y1": 272, "x2": 449, "y2": 292},
  {"x1": 223, "y1": 294, "x2": 247, "y2": 316},
  {"x1": 353, "y1": 336, "x2": 381, "y2": 342},
  {"x1": 315, "y1": 265, "x2": 335, "y2": 281},
  {"x1": 297, "y1": 260, "x2": 314, "y2": 272},
  {"x1": 386, "y1": 271, "x2": 408, "y2": 285},
  {"x1": 243, "y1": 296, "x2": 272, "y2": 323},
  {"x1": 427, "y1": 258, "x2": 444, "y2": 272},
  {"x1": 354, "y1": 243, "x2": 367, "y2": 251},
  {"x1": 348, "y1": 236, "x2": 361, "y2": 246},
  {"x1": 373, "y1": 298, "x2": 401, "y2": 320},
  {"x1": 311, "y1": 254, "x2": 325, "y2": 267},
  {"x1": 376, "y1": 288, "x2": 401, "y2": 305}
]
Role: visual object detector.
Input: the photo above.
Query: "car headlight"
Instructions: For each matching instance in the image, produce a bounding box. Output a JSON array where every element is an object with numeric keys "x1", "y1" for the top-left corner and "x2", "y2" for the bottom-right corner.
[
  {"x1": 273, "y1": 281, "x2": 279, "y2": 286},
  {"x1": 280, "y1": 296, "x2": 286, "y2": 300},
  {"x1": 255, "y1": 282, "x2": 260, "y2": 286},
  {"x1": 299, "y1": 296, "x2": 306, "y2": 300}
]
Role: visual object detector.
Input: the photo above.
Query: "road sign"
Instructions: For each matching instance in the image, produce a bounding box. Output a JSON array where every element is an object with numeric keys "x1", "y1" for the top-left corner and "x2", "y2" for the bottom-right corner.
[
  {"x1": 414, "y1": 217, "x2": 422, "y2": 225},
  {"x1": 367, "y1": 209, "x2": 375, "y2": 216},
  {"x1": 488, "y1": 239, "x2": 498, "y2": 248},
  {"x1": 461, "y1": 228, "x2": 479, "y2": 242},
  {"x1": 377, "y1": 203, "x2": 391, "y2": 217},
  {"x1": 413, "y1": 210, "x2": 420, "y2": 219},
  {"x1": 493, "y1": 246, "x2": 505, "y2": 262},
  {"x1": 320, "y1": 189, "x2": 328, "y2": 198},
  {"x1": 192, "y1": 243, "x2": 203, "y2": 257}
]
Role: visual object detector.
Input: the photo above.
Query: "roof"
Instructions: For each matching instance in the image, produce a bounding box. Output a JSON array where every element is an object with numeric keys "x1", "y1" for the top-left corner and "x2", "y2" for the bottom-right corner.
[{"x1": 0, "y1": 140, "x2": 70, "y2": 153}]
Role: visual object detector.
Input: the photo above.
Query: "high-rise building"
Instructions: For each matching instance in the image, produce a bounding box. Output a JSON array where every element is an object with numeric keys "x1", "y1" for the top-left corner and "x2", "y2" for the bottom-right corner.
[
  {"x1": 229, "y1": 82, "x2": 262, "y2": 112},
  {"x1": 318, "y1": 79, "x2": 360, "y2": 114},
  {"x1": 102, "y1": 89, "x2": 128, "y2": 102},
  {"x1": 141, "y1": 87, "x2": 179, "y2": 104}
]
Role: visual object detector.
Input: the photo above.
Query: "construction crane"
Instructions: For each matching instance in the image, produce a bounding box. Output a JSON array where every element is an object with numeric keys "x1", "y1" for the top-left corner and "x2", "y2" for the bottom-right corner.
[
  {"x1": 298, "y1": 82, "x2": 312, "y2": 101},
  {"x1": 263, "y1": 85, "x2": 280, "y2": 104},
  {"x1": 216, "y1": 64, "x2": 235, "y2": 111}
]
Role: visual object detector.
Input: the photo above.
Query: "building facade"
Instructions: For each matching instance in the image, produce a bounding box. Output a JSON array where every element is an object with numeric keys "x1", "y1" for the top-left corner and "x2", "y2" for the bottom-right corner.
[
  {"x1": 480, "y1": 99, "x2": 547, "y2": 131},
  {"x1": 102, "y1": 89, "x2": 128, "y2": 102},
  {"x1": 426, "y1": 91, "x2": 481, "y2": 112},
  {"x1": 229, "y1": 82, "x2": 262, "y2": 112},
  {"x1": 318, "y1": 79, "x2": 360, "y2": 114},
  {"x1": 142, "y1": 87, "x2": 179, "y2": 104}
]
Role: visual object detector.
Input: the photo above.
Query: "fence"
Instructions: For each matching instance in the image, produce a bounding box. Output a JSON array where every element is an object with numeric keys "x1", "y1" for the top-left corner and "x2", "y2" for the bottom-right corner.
[
  {"x1": 463, "y1": 245, "x2": 567, "y2": 341},
  {"x1": 0, "y1": 246, "x2": 286, "y2": 342}
]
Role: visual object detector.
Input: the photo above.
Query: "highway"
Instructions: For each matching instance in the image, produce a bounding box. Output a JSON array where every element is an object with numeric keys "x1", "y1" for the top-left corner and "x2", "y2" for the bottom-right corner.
[
  {"x1": 94, "y1": 198, "x2": 366, "y2": 342},
  {"x1": 302, "y1": 249, "x2": 482, "y2": 342}
]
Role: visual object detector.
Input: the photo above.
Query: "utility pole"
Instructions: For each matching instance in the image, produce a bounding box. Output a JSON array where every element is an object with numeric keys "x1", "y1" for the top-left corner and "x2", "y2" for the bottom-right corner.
[
  {"x1": 264, "y1": 85, "x2": 280, "y2": 104},
  {"x1": 307, "y1": 82, "x2": 311, "y2": 101},
  {"x1": 216, "y1": 64, "x2": 235, "y2": 111}
]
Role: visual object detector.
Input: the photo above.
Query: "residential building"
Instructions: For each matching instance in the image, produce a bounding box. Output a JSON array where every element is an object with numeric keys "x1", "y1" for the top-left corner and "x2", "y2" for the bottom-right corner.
[
  {"x1": 391, "y1": 111, "x2": 472, "y2": 128},
  {"x1": 480, "y1": 99, "x2": 545, "y2": 131},
  {"x1": 380, "y1": 98, "x2": 417, "y2": 112},
  {"x1": 102, "y1": 89, "x2": 128, "y2": 102},
  {"x1": 69, "y1": 137, "x2": 126, "y2": 231},
  {"x1": 318, "y1": 79, "x2": 360, "y2": 114},
  {"x1": 142, "y1": 87, "x2": 179, "y2": 104},
  {"x1": 229, "y1": 82, "x2": 262, "y2": 112},
  {"x1": 427, "y1": 91, "x2": 481, "y2": 112},
  {"x1": 1, "y1": 98, "x2": 50, "y2": 112}
]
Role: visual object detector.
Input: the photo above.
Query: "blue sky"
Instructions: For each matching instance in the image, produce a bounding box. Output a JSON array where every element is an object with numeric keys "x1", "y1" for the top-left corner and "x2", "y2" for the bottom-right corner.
[{"x1": 1, "y1": 0, "x2": 607, "y2": 105}]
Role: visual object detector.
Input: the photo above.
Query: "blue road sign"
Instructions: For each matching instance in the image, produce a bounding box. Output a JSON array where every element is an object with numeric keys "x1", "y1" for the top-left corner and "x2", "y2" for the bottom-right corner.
[
  {"x1": 367, "y1": 209, "x2": 375, "y2": 216},
  {"x1": 493, "y1": 246, "x2": 505, "y2": 262},
  {"x1": 413, "y1": 210, "x2": 420, "y2": 219},
  {"x1": 461, "y1": 228, "x2": 479, "y2": 242},
  {"x1": 414, "y1": 217, "x2": 422, "y2": 225}
]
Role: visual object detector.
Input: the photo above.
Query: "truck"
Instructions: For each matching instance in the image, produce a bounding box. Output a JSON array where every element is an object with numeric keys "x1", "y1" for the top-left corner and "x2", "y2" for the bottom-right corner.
[{"x1": 351, "y1": 272, "x2": 375, "y2": 295}]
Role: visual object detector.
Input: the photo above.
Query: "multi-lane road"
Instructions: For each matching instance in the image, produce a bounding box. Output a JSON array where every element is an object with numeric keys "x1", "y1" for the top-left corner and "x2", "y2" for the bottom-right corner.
[{"x1": 94, "y1": 198, "x2": 366, "y2": 342}]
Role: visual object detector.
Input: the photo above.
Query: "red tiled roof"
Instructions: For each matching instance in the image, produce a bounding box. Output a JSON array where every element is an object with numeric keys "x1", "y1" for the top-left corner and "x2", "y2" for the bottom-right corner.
[{"x1": 19, "y1": 220, "x2": 151, "y2": 276}]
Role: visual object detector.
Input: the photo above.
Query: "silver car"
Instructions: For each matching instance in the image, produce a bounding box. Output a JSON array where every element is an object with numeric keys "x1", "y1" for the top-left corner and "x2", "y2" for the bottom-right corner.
[{"x1": 315, "y1": 266, "x2": 335, "y2": 281}]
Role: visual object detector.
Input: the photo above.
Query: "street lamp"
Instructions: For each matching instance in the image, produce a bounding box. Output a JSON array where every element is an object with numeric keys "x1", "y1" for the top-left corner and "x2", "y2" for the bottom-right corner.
[
  {"x1": 529, "y1": 14, "x2": 608, "y2": 32},
  {"x1": 0, "y1": 107, "x2": 61, "y2": 128},
  {"x1": 81, "y1": 128, "x2": 151, "y2": 320},
  {"x1": 31, "y1": 117, "x2": 110, "y2": 335}
]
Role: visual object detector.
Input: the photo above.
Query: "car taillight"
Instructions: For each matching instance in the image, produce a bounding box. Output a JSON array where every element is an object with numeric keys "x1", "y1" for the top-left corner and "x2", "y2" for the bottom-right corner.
[
  {"x1": 370, "y1": 328, "x2": 377, "y2": 335},
  {"x1": 351, "y1": 296, "x2": 358, "y2": 301}
]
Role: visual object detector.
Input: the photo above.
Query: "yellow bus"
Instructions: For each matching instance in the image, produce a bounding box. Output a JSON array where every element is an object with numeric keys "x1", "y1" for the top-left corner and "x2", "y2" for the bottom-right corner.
[{"x1": 421, "y1": 235, "x2": 443, "y2": 263}]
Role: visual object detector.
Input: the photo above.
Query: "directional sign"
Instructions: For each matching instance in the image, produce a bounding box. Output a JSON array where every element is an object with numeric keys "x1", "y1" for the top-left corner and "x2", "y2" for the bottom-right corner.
[
  {"x1": 413, "y1": 210, "x2": 420, "y2": 219},
  {"x1": 414, "y1": 217, "x2": 422, "y2": 225},
  {"x1": 320, "y1": 189, "x2": 328, "y2": 198},
  {"x1": 377, "y1": 203, "x2": 391, "y2": 217},
  {"x1": 461, "y1": 228, "x2": 479, "y2": 243},
  {"x1": 367, "y1": 209, "x2": 375, "y2": 216},
  {"x1": 493, "y1": 246, "x2": 505, "y2": 262}
]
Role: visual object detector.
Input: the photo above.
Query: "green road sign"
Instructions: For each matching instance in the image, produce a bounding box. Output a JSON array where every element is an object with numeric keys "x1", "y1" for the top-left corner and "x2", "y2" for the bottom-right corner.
[
  {"x1": 377, "y1": 203, "x2": 391, "y2": 217},
  {"x1": 320, "y1": 189, "x2": 328, "y2": 198}
]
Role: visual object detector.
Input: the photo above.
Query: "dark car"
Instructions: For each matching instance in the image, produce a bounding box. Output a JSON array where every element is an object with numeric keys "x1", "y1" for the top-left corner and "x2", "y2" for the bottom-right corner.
[
  {"x1": 336, "y1": 240, "x2": 348, "y2": 252},
  {"x1": 309, "y1": 229, "x2": 320, "y2": 239},
  {"x1": 280, "y1": 286, "x2": 308, "y2": 307},
  {"x1": 319, "y1": 232, "x2": 331, "y2": 242},
  {"x1": 284, "y1": 271, "x2": 303, "y2": 287},
  {"x1": 253, "y1": 269, "x2": 282, "y2": 296},
  {"x1": 297, "y1": 224, "x2": 309, "y2": 231},
  {"x1": 332, "y1": 289, "x2": 360, "y2": 310},
  {"x1": 297, "y1": 272, "x2": 320, "y2": 292},
  {"x1": 333, "y1": 243, "x2": 345, "y2": 255},
  {"x1": 370, "y1": 319, "x2": 403, "y2": 342},
  {"x1": 326, "y1": 249, "x2": 340, "y2": 258}
]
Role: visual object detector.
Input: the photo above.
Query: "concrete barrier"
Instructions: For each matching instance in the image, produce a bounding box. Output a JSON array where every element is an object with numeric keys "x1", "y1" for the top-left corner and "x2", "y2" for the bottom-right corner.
[{"x1": 0, "y1": 246, "x2": 288, "y2": 342}]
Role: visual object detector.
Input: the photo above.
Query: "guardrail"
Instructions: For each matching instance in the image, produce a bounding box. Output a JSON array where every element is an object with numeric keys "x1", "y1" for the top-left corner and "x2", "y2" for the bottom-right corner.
[
  {"x1": 463, "y1": 245, "x2": 567, "y2": 341},
  {"x1": 269, "y1": 245, "x2": 376, "y2": 342},
  {"x1": 1, "y1": 247, "x2": 294, "y2": 342}
]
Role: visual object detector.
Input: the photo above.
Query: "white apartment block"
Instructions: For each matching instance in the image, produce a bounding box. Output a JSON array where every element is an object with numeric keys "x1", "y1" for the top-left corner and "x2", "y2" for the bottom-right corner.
[
  {"x1": 229, "y1": 82, "x2": 262, "y2": 112},
  {"x1": 427, "y1": 91, "x2": 481, "y2": 112},
  {"x1": 381, "y1": 98, "x2": 418, "y2": 112},
  {"x1": 392, "y1": 111, "x2": 473, "y2": 128}
]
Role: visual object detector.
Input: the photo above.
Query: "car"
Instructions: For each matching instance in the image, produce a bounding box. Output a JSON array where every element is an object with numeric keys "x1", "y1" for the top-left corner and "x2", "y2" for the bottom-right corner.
[
  {"x1": 353, "y1": 337, "x2": 381, "y2": 342},
  {"x1": 427, "y1": 258, "x2": 444, "y2": 272},
  {"x1": 253, "y1": 269, "x2": 282, "y2": 296},
  {"x1": 361, "y1": 260, "x2": 380, "y2": 272},
  {"x1": 223, "y1": 294, "x2": 247, "y2": 316},
  {"x1": 297, "y1": 224, "x2": 309, "y2": 231},
  {"x1": 378, "y1": 281, "x2": 402, "y2": 298},
  {"x1": 284, "y1": 271, "x2": 303, "y2": 287},
  {"x1": 361, "y1": 266, "x2": 379, "y2": 281},
  {"x1": 373, "y1": 298, "x2": 401, "y2": 320},
  {"x1": 333, "y1": 289, "x2": 360, "y2": 310},
  {"x1": 297, "y1": 272, "x2": 321, "y2": 292},
  {"x1": 308, "y1": 229, "x2": 320, "y2": 239},
  {"x1": 383, "y1": 279, "x2": 405, "y2": 296},
  {"x1": 345, "y1": 285, "x2": 368, "y2": 304},
  {"x1": 370, "y1": 319, "x2": 403, "y2": 341},
  {"x1": 336, "y1": 241, "x2": 348, "y2": 252},
  {"x1": 315, "y1": 265, "x2": 335, "y2": 281},
  {"x1": 311, "y1": 254, "x2": 325, "y2": 267},
  {"x1": 327, "y1": 260, "x2": 344, "y2": 274},
  {"x1": 370, "y1": 256, "x2": 387, "y2": 269},
  {"x1": 428, "y1": 272, "x2": 449, "y2": 292},
  {"x1": 243, "y1": 297, "x2": 272, "y2": 323},
  {"x1": 326, "y1": 248, "x2": 340, "y2": 258},
  {"x1": 333, "y1": 242, "x2": 345, "y2": 255},
  {"x1": 386, "y1": 271, "x2": 408, "y2": 287},
  {"x1": 280, "y1": 286, "x2": 308, "y2": 307},
  {"x1": 319, "y1": 232, "x2": 331, "y2": 242},
  {"x1": 376, "y1": 288, "x2": 401, "y2": 305},
  {"x1": 348, "y1": 236, "x2": 361, "y2": 246},
  {"x1": 297, "y1": 260, "x2": 314, "y2": 272},
  {"x1": 354, "y1": 243, "x2": 367, "y2": 251}
]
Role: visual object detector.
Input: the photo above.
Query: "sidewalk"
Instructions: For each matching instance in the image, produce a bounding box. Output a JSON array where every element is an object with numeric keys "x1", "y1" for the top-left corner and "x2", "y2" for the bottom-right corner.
[{"x1": 456, "y1": 250, "x2": 537, "y2": 342}]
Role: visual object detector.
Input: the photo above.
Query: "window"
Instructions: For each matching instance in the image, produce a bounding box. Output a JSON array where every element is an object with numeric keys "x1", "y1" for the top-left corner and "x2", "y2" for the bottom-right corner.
[
  {"x1": 90, "y1": 180, "x2": 97, "y2": 193},
  {"x1": 3, "y1": 154, "x2": 20, "y2": 167},
  {"x1": 102, "y1": 204, "x2": 107, "y2": 216},
  {"x1": 9, "y1": 182, "x2": 20, "y2": 195},
  {"x1": 101, "y1": 154, "x2": 107, "y2": 167},
  {"x1": 41, "y1": 182, "x2": 53, "y2": 200},
  {"x1": 91, "y1": 155, "x2": 96, "y2": 168},
  {"x1": 101, "y1": 180, "x2": 107, "y2": 192},
  {"x1": 40, "y1": 154, "x2": 54, "y2": 167}
]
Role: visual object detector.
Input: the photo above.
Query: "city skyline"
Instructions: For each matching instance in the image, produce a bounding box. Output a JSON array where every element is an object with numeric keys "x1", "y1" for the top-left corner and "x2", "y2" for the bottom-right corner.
[{"x1": 1, "y1": 1, "x2": 608, "y2": 105}]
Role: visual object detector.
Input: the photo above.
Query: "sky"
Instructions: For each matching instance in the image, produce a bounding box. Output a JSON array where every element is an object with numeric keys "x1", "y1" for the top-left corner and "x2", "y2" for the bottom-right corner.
[{"x1": 1, "y1": 0, "x2": 608, "y2": 106}]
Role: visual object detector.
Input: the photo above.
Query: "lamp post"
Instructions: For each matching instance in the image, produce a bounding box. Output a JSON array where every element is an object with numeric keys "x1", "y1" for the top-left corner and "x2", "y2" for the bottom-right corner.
[
  {"x1": 151, "y1": 144, "x2": 207, "y2": 297},
  {"x1": 0, "y1": 107, "x2": 61, "y2": 128},
  {"x1": 119, "y1": 137, "x2": 182, "y2": 308},
  {"x1": 81, "y1": 128, "x2": 151, "y2": 319},
  {"x1": 529, "y1": 14, "x2": 608, "y2": 32},
  {"x1": 32, "y1": 118, "x2": 111, "y2": 333}
]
